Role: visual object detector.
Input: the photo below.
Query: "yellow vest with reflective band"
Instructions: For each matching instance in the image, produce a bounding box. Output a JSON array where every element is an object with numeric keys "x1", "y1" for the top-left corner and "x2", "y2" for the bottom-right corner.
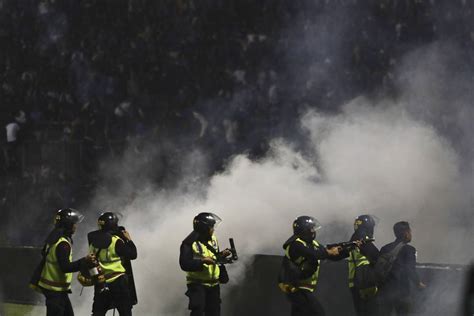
[
  {"x1": 348, "y1": 248, "x2": 370, "y2": 288},
  {"x1": 38, "y1": 237, "x2": 73, "y2": 292},
  {"x1": 348, "y1": 240, "x2": 378, "y2": 298},
  {"x1": 186, "y1": 235, "x2": 220, "y2": 287},
  {"x1": 285, "y1": 238, "x2": 320, "y2": 292},
  {"x1": 90, "y1": 235, "x2": 126, "y2": 283}
]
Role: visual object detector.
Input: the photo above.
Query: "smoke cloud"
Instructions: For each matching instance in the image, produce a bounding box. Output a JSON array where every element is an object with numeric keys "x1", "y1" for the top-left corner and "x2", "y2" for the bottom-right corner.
[
  {"x1": 30, "y1": 3, "x2": 467, "y2": 314},
  {"x1": 10, "y1": 1, "x2": 470, "y2": 315},
  {"x1": 67, "y1": 44, "x2": 472, "y2": 315}
]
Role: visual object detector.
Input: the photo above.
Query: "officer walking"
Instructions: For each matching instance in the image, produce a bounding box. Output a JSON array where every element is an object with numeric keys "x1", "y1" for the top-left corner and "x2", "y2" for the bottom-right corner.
[
  {"x1": 88, "y1": 212, "x2": 137, "y2": 316},
  {"x1": 30, "y1": 208, "x2": 95, "y2": 316},
  {"x1": 377, "y1": 221, "x2": 426, "y2": 315},
  {"x1": 179, "y1": 212, "x2": 232, "y2": 316},
  {"x1": 348, "y1": 215, "x2": 380, "y2": 316},
  {"x1": 281, "y1": 216, "x2": 341, "y2": 316}
]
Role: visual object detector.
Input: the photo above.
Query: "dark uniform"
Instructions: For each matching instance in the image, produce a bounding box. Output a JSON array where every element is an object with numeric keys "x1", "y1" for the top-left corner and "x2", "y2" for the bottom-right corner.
[
  {"x1": 89, "y1": 212, "x2": 137, "y2": 316},
  {"x1": 30, "y1": 208, "x2": 90, "y2": 316},
  {"x1": 281, "y1": 216, "x2": 341, "y2": 316},
  {"x1": 378, "y1": 221, "x2": 423, "y2": 316},
  {"x1": 284, "y1": 235, "x2": 328, "y2": 316},
  {"x1": 348, "y1": 215, "x2": 380, "y2": 316},
  {"x1": 179, "y1": 212, "x2": 230, "y2": 316}
]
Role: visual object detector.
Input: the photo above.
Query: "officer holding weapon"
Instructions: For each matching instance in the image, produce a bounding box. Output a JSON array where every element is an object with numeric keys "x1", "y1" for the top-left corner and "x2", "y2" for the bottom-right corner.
[
  {"x1": 179, "y1": 212, "x2": 237, "y2": 316},
  {"x1": 279, "y1": 216, "x2": 342, "y2": 316},
  {"x1": 320, "y1": 215, "x2": 379, "y2": 315},
  {"x1": 347, "y1": 215, "x2": 380, "y2": 316},
  {"x1": 84, "y1": 212, "x2": 138, "y2": 316}
]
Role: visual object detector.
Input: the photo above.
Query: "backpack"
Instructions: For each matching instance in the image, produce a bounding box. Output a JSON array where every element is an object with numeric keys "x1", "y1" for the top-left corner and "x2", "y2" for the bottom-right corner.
[
  {"x1": 277, "y1": 255, "x2": 301, "y2": 293},
  {"x1": 374, "y1": 242, "x2": 405, "y2": 284},
  {"x1": 350, "y1": 251, "x2": 377, "y2": 290}
]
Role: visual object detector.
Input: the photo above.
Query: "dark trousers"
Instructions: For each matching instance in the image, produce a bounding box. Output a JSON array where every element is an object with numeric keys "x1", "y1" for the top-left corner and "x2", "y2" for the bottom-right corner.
[
  {"x1": 287, "y1": 289, "x2": 325, "y2": 316},
  {"x1": 43, "y1": 290, "x2": 74, "y2": 316},
  {"x1": 5, "y1": 142, "x2": 20, "y2": 174},
  {"x1": 185, "y1": 283, "x2": 221, "y2": 316},
  {"x1": 377, "y1": 290, "x2": 412, "y2": 316},
  {"x1": 350, "y1": 288, "x2": 377, "y2": 316},
  {"x1": 92, "y1": 275, "x2": 132, "y2": 316}
]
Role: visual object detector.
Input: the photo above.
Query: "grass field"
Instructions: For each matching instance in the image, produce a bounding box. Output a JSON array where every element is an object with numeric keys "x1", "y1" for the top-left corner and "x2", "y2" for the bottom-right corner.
[{"x1": 2, "y1": 303, "x2": 43, "y2": 316}]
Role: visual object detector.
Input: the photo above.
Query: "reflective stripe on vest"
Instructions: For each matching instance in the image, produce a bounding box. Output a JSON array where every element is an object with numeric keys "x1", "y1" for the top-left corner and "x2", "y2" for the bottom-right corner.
[
  {"x1": 90, "y1": 235, "x2": 126, "y2": 284},
  {"x1": 186, "y1": 235, "x2": 220, "y2": 287},
  {"x1": 38, "y1": 237, "x2": 73, "y2": 292},
  {"x1": 348, "y1": 248, "x2": 370, "y2": 288},
  {"x1": 285, "y1": 238, "x2": 320, "y2": 292}
]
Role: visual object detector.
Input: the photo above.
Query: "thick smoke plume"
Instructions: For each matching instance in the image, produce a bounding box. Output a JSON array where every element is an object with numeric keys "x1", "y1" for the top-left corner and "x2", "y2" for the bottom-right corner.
[{"x1": 64, "y1": 43, "x2": 473, "y2": 315}]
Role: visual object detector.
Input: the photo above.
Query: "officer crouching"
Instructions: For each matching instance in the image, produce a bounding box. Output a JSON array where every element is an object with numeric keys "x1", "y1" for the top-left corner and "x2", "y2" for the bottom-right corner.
[
  {"x1": 179, "y1": 212, "x2": 232, "y2": 316},
  {"x1": 88, "y1": 212, "x2": 137, "y2": 316}
]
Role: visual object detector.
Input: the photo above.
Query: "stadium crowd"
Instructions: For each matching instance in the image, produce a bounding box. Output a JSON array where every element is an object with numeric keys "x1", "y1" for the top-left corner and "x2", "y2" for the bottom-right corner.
[{"x1": 1, "y1": 0, "x2": 473, "y2": 244}]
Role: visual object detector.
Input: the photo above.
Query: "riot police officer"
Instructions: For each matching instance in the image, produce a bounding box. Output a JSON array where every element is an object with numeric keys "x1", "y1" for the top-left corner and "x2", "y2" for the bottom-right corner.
[
  {"x1": 88, "y1": 212, "x2": 137, "y2": 316},
  {"x1": 179, "y1": 212, "x2": 232, "y2": 316},
  {"x1": 348, "y1": 215, "x2": 380, "y2": 316},
  {"x1": 282, "y1": 216, "x2": 341, "y2": 316},
  {"x1": 30, "y1": 208, "x2": 95, "y2": 316}
]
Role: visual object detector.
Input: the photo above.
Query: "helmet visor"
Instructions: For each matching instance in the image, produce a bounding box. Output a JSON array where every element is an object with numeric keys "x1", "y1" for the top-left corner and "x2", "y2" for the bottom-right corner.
[
  {"x1": 75, "y1": 212, "x2": 85, "y2": 224},
  {"x1": 98, "y1": 211, "x2": 123, "y2": 220},
  {"x1": 309, "y1": 217, "x2": 322, "y2": 231},
  {"x1": 354, "y1": 214, "x2": 380, "y2": 231},
  {"x1": 69, "y1": 209, "x2": 84, "y2": 224},
  {"x1": 209, "y1": 213, "x2": 222, "y2": 228},
  {"x1": 357, "y1": 214, "x2": 380, "y2": 225}
]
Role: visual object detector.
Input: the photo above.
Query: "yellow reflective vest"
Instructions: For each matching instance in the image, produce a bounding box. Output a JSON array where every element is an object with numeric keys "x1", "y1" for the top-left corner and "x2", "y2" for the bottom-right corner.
[
  {"x1": 348, "y1": 241, "x2": 377, "y2": 298},
  {"x1": 38, "y1": 237, "x2": 73, "y2": 292},
  {"x1": 348, "y1": 247, "x2": 370, "y2": 288},
  {"x1": 186, "y1": 235, "x2": 220, "y2": 287},
  {"x1": 90, "y1": 235, "x2": 126, "y2": 283},
  {"x1": 285, "y1": 238, "x2": 320, "y2": 292}
]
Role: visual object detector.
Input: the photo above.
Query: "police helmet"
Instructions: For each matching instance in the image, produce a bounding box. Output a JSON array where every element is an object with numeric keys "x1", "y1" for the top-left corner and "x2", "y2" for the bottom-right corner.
[
  {"x1": 293, "y1": 216, "x2": 321, "y2": 238},
  {"x1": 193, "y1": 212, "x2": 221, "y2": 234},
  {"x1": 354, "y1": 214, "x2": 379, "y2": 237},
  {"x1": 54, "y1": 208, "x2": 84, "y2": 230},
  {"x1": 98, "y1": 212, "x2": 121, "y2": 231}
]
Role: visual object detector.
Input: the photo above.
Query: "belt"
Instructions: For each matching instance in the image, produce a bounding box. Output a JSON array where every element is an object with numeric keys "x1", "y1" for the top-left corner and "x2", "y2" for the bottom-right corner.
[
  {"x1": 186, "y1": 277, "x2": 219, "y2": 285},
  {"x1": 297, "y1": 283, "x2": 317, "y2": 290},
  {"x1": 104, "y1": 272, "x2": 125, "y2": 281},
  {"x1": 39, "y1": 278, "x2": 70, "y2": 288}
]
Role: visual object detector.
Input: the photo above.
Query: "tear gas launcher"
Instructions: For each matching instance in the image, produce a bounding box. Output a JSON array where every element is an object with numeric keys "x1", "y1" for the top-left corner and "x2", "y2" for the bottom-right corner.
[
  {"x1": 217, "y1": 238, "x2": 238, "y2": 264},
  {"x1": 326, "y1": 238, "x2": 375, "y2": 252}
]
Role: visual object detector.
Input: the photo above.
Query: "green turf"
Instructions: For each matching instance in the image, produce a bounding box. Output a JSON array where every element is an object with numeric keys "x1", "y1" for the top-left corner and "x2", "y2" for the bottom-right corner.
[{"x1": 2, "y1": 303, "x2": 43, "y2": 316}]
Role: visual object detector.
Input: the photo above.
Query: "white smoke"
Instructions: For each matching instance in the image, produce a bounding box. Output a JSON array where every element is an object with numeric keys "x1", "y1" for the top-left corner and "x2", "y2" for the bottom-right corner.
[
  {"x1": 19, "y1": 2, "x2": 472, "y2": 315},
  {"x1": 57, "y1": 27, "x2": 473, "y2": 316},
  {"x1": 71, "y1": 87, "x2": 471, "y2": 315}
]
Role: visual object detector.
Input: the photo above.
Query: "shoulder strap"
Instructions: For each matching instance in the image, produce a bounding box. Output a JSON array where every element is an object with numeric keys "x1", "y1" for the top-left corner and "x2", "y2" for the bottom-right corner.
[
  {"x1": 202, "y1": 240, "x2": 219, "y2": 256},
  {"x1": 390, "y1": 242, "x2": 405, "y2": 258},
  {"x1": 42, "y1": 244, "x2": 51, "y2": 258},
  {"x1": 195, "y1": 241, "x2": 204, "y2": 255},
  {"x1": 94, "y1": 248, "x2": 102, "y2": 258}
]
